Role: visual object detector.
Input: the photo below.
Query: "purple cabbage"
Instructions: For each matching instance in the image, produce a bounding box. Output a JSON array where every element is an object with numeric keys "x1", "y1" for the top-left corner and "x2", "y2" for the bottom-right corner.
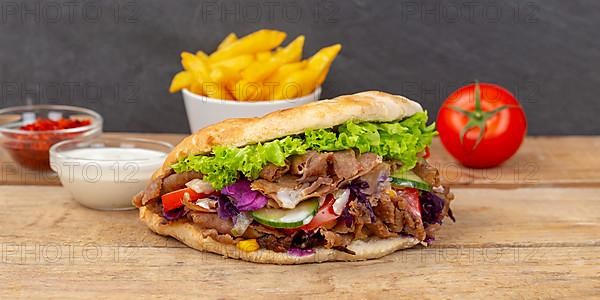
[
  {"x1": 420, "y1": 191, "x2": 445, "y2": 226},
  {"x1": 162, "y1": 206, "x2": 186, "y2": 221},
  {"x1": 221, "y1": 179, "x2": 268, "y2": 211},
  {"x1": 348, "y1": 179, "x2": 376, "y2": 222},
  {"x1": 339, "y1": 206, "x2": 354, "y2": 227},
  {"x1": 217, "y1": 194, "x2": 239, "y2": 220},
  {"x1": 288, "y1": 247, "x2": 315, "y2": 257},
  {"x1": 423, "y1": 236, "x2": 435, "y2": 245}
]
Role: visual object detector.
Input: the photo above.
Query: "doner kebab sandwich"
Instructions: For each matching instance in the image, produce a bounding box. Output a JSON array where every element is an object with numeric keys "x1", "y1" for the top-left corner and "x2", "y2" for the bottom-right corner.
[{"x1": 133, "y1": 91, "x2": 455, "y2": 264}]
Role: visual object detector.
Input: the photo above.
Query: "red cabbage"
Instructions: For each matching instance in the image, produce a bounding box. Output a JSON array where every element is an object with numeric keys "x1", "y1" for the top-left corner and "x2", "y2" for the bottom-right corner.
[
  {"x1": 424, "y1": 236, "x2": 435, "y2": 244},
  {"x1": 339, "y1": 206, "x2": 354, "y2": 227},
  {"x1": 420, "y1": 191, "x2": 445, "y2": 226},
  {"x1": 222, "y1": 179, "x2": 268, "y2": 211},
  {"x1": 348, "y1": 179, "x2": 375, "y2": 222},
  {"x1": 162, "y1": 206, "x2": 185, "y2": 221},
  {"x1": 217, "y1": 194, "x2": 239, "y2": 220},
  {"x1": 288, "y1": 247, "x2": 315, "y2": 257}
]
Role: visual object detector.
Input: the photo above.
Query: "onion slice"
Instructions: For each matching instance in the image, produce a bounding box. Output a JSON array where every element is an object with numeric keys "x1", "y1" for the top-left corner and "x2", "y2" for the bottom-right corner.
[
  {"x1": 185, "y1": 179, "x2": 215, "y2": 194},
  {"x1": 182, "y1": 192, "x2": 217, "y2": 213},
  {"x1": 332, "y1": 189, "x2": 350, "y2": 215},
  {"x1": 231, "y1": 212, "x2": 253, "y2": 237}
]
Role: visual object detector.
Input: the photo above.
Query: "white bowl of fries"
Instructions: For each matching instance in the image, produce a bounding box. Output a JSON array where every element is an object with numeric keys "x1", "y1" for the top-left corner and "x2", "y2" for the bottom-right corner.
[
  {"x1": 168, "y1": 29, "x2": 341, "y2": 132},
  {"x1": 182, "y1": 86, "x2": 321, "y2": 132}
]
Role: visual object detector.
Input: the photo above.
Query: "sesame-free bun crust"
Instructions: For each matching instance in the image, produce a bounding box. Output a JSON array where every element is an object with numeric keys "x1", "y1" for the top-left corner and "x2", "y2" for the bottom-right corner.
[
  {"x1": 153, "y1": 91, "x2": 422, "y2": 179},
  {"x1": 139, "y1": 206, "x2": 420, "y2": 264}
]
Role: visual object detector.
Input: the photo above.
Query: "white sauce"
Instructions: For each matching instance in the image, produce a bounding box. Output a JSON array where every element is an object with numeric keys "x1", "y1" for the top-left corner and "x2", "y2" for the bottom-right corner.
[{"x1": 51, "y1": 148, "x2": 166, "y2": 210}]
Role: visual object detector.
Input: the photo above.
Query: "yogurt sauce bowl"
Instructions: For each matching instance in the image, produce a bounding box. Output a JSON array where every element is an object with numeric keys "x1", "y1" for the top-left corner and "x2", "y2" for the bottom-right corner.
[{"x1": 49, "y1": 137, "x2": 172, "y2": 210}]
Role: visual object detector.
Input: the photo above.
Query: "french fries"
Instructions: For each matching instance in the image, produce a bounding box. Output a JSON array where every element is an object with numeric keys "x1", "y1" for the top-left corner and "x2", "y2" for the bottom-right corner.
[
  {"x1": 169, "y1": 30, "x2": 342, "y2": 101},
  {"x1": 217, "y1": 33, "x2": 237, "y2": 50},
  {"x1": 169, "y1": 71, "x2": 192, "y2": 93},
  {"x1": 209, "y1": 29, "x2": 286, "y2": 62}
]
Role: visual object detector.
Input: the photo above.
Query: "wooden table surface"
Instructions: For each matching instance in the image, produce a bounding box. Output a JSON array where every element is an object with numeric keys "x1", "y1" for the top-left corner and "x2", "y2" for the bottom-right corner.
[{"x1": 1, "y1": 134, "x2": 599, "y2": 298}]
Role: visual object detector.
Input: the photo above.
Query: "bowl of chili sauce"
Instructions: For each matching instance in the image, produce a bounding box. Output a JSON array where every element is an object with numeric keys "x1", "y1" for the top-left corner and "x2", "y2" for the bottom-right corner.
[{"x1": 0, "y1": 105, "x2": 102, "y2": 171}]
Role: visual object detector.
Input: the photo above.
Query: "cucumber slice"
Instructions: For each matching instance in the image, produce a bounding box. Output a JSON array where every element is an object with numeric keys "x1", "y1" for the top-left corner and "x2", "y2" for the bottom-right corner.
[
  {"x1": 391, "y1": 169, "x2": 432, "y2": 191},
  {"x1": 250, "y1": 198, "x2": 319, "y2": 229}
]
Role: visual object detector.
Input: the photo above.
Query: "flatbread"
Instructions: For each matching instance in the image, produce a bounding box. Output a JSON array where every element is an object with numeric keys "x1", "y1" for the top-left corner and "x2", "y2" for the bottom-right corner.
[
  {"x1": 138, "y1": 91, "x2": 424, "y2": 264},
  {"x1": 140, "y1": 206, "x2": 420, "y2": 264}
]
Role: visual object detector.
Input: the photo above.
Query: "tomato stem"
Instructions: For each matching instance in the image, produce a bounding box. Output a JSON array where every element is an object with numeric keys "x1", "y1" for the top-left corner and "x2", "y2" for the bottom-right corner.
[{"x1": 448, "y1": 81, "x2": 517, "y2": 150}]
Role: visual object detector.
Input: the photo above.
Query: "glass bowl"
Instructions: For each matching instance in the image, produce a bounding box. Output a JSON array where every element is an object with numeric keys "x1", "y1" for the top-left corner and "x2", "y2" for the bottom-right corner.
[
  {"x1": 0, "y1": 105, "x2": 102, "y2": 171},
  {"x1": 49, "y1": 137, "x2": 173, "y2": 210}
]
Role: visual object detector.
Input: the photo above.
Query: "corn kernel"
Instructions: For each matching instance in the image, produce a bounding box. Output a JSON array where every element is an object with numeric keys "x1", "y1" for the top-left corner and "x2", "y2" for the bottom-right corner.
[
  {"x1": 237, "y1": 239, "x2": 260, "y2": 252},
  {"x1": 386, "y1": 189, "x2": 397, "y2": 198}
]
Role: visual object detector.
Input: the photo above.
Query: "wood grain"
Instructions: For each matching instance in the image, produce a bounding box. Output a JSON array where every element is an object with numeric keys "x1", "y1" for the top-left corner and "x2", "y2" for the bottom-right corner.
[
  {"x1": 0, "y1": 185, "x2": 598, "y2": 298},
  {"x1": 1, "y1": 246, "x2": 598, "y2": 298},
  {"x1": 2, "y1": 135, "x2": 600, "y2": 298},
  {"x1": 428, "y1": 136, "x2": 600, "y2": 187}
]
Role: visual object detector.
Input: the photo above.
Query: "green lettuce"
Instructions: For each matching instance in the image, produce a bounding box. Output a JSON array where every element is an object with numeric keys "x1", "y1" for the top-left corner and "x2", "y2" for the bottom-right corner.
[
  {"x1": 172, "y1": 136, "x2": 308, "y2": 189},
  {"x1": 172, "y1": 112, "x2": 436, "y2": 189}
]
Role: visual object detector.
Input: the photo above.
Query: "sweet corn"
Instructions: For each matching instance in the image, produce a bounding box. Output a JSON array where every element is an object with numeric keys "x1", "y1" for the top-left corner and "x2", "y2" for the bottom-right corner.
[
  {"x1": 237, "y1": 239, "x2": 260, "y2": 252},
  {"x1": 386, "y1": 189, "x2": 397, "y2": 198}
]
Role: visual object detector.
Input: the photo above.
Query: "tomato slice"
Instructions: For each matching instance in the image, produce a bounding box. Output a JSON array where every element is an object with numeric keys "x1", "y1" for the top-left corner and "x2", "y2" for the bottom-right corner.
[
  {"x1": 423, "y1": 146, "x2": 431, "y2": 159},
  {"x1": 396, "y1": 188, "x2": 421, "y2": 218},
  {"x1": 161, "y1": 188, "x2": 201, "y2": 212},
  {"x1": 299, "y1": 194, "x2": 338, "y2": 231}
]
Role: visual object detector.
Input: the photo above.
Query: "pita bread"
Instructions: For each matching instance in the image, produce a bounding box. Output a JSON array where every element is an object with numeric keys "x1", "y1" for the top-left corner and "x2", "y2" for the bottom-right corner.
[{"x1": 138, "y1": 91, "x2": 425, "y2": 264}]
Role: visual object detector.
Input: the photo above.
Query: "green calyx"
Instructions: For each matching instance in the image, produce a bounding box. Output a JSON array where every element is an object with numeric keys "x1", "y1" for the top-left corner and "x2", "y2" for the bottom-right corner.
[{"x1": 449, "y1": 81, "x2": 516, "y2": 150}]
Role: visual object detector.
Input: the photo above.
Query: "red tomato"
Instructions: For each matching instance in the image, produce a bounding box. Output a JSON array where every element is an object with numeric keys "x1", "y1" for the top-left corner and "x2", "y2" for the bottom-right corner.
[
  {"x1": 437, "y1": 82, "x2": 527, "y2": 168},
  {"x1": 396, "y1": 188, "x2": 421, "y2": 218},
  {"x1": 300, "y1": 194, "x2": 338, "y2": 231},
  {"x1": 422, "y1": 146, "x2": 431, "y2": 159},
  {"x1": 161, "y1": 188, "x2": 201, "y2": 212}
]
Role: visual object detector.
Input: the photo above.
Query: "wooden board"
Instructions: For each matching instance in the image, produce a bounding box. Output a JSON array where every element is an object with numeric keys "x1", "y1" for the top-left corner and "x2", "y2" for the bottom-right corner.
[
  {"x1": 1, "y1": 135, "x2": 599, "y2": 298},
  {"x1": 428, "y1": 136, "x2": 600, "y2": 187},
  {"x1": 0, "y1": 185, "x2": 598, "y2": 298}
]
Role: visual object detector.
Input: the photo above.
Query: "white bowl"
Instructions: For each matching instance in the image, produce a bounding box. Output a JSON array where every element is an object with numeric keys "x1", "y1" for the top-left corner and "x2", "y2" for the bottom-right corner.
[
  {"x1": 182, "y1": 86, "x2": 321, "y2": 132},
  {"x1": 50, "y1": 137, "x2": 172, "y2": 211}
]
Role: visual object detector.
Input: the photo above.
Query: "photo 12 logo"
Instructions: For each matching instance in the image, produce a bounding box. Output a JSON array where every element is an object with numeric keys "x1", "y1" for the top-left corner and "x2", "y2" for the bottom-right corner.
[
  {"x1": 198, "y1": 0, "x2": 339, "y2": 23},
  {"x1": 1, "y1": 81, "x2": 139, "y2": 105},
  {"x1": 1, "y1": 242, "x2": 139, "y2": 264},
  {"x1": 0, "y1": 1, "x2": 138, "y2": 24},
  {"x1": 400, "y1": 1, "x2": 540, "y2": 24},
  {"x1": 399, "y1": 80, "x2": 540, "y2": 106}
]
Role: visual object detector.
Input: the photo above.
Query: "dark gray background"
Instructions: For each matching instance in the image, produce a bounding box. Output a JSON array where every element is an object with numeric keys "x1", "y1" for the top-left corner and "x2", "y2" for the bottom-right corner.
[{"x1": 1, "y1": 0, "x2": 598, "y2": 134}]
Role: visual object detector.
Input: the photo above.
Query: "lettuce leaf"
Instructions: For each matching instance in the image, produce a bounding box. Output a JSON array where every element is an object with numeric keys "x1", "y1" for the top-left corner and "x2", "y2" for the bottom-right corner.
[
  {"x1": 172, "y1": 136, "x2": 308, "y2": 189},
  {"x1": 305, "y1": 111, "x2": 436, "y2": 170},
  {"x1": 172, "y1": 112, "x2": 436, "y2": 189}
]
